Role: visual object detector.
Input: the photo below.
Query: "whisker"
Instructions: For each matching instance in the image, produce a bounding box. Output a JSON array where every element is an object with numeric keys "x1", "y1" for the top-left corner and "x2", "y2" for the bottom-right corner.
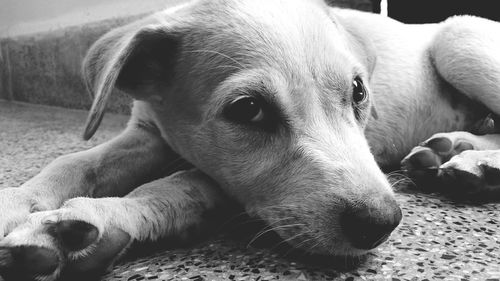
[
  {"x1": 281, "y1": 236, "x2": 317, "y2": 258},
  {"x1": 306, "y1": 234, "x2": 326, "y2": 254},
  {"x1": 371, "y1": 233, "x2": 390, "y2": 249},
  {"x1": 216, "y1": 210, "x2": 254, "y2": 230},
  {"x1": 391, "y1": 177, "x2": 412, "y2": 188},
  {"x1": 247, "y1": 223, "x2": 305, "y2": 248},
  {"x1": 386, "y1": 170, "x2": 416, "y2": 190},
  {"x1": 222, "y1": 215, "x2": 293, "y2": 233},
  {"x1": 270, "y1": 229, "x2": 313, "y2": 251},
  {"x1": 242, "y1": 216, "x2": 295, "y2": 238},
  {"x1": 386, "y1": 169, "x2": 407, "y2": 177}
]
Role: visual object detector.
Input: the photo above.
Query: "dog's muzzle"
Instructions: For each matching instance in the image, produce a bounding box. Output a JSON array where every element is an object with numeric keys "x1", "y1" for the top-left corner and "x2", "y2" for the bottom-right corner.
[{"x1": 340, "y1": 196, "x2": 402, "y2": 250}]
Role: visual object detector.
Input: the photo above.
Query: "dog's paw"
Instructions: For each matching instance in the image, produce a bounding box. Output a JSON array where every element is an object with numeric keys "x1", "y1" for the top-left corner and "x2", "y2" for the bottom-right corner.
[
  {"x1": 401, "y1": 132, "x2": 475, "y2": 186},
  {"x1": 0, "y1": 188, "x2": 45, "y2": 239},
  {"x1": 0, "y1": 201, "x2": 131, "y2": 281},
  {"x1": 439, "y1": 150, "x2": 500, "y2": 196}
]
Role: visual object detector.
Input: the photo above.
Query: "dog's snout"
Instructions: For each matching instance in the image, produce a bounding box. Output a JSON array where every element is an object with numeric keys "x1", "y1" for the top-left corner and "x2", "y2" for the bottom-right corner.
[{"x1": 340, "y1": 197, "x2": 402, "y2": 250}]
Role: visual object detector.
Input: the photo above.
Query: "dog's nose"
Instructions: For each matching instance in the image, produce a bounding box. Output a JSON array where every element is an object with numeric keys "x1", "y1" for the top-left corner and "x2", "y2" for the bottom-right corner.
[{"x1": 340, "y1": 197, "x2": 402, "y2": 250}]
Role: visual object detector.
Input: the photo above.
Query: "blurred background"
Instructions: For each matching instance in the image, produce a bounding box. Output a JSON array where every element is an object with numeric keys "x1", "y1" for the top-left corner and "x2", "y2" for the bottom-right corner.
[{"x1": 1, "y1": 0, "x2": 499, "y2": 113}]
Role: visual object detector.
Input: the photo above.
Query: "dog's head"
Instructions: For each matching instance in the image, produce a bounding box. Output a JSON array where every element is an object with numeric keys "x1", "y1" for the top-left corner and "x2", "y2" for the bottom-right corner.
[{"x1": 83, "y1": 0, "x2": 401, "y2": 256}]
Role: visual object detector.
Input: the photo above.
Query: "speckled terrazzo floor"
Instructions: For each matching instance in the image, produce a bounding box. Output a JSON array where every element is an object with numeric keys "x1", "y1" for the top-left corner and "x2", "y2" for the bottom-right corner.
[{"x1": 0, "y1": 101, "x2": 499, "y2": 281}]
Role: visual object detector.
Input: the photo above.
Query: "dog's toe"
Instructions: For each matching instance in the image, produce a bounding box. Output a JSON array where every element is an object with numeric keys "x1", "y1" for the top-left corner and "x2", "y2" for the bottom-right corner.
[
  {"x1": 425, "y1": 136, "x2": 453, "y2": 154},
  {"x1": 48, "y1": 220, "x2": 99, "y2": 252},
  {"x1": 0, "y1": 246, "x2": 59, "y2": 281},
  {"x1": 0, "y1": 206, "x2": 132, "y2": 281},
  {"x1": 402, "y1": 134, "x2": 476, "y2": 190},
  {"x1": 62, "y1": 227, "x2": 131, "y2": 277},
  {"x1": 454, "y1": 141, "x2": 474, "y2": 154},
  {"x1": 424, "y1": 136, "x2": 474, "y2": 161},
  {"x1": 403, "y1": 147, "x2": 441, "y2": 169},
  {"x1": 401, "y1": 147, "x2": 441, "y2": 187}
]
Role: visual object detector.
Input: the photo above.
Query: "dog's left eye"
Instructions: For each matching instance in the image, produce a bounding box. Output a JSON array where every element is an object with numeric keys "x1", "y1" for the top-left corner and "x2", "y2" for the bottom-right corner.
[
  {"x1": 224, "y1": 96, "x2": 265, "y2": 124},
  {"x1": 352, "y1": 77, "x2": 367, "y2": 104}
]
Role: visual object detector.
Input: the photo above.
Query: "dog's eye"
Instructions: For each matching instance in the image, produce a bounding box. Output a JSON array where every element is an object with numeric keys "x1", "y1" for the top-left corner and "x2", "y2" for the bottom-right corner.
[
  {"x1": 224, "y1": 96, "x2": 265, "y2": 123},
  {"x1": 352, "y1": 77, "x2": 367, "y2": 104}
]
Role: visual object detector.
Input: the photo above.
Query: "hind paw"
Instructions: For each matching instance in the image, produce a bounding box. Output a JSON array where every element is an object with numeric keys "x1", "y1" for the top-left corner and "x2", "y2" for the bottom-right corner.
[
  {"x1": 401, "y1": 132, "x2": 474, "y2": 185},
  {"x1": 402, "y1": 130, "x2": 500, "y2": 196}
]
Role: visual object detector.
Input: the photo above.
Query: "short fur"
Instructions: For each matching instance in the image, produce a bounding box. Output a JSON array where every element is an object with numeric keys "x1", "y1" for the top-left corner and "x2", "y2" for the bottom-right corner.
[{"x1": 1, "y1": 1, "x2": 500, "y2": 280}]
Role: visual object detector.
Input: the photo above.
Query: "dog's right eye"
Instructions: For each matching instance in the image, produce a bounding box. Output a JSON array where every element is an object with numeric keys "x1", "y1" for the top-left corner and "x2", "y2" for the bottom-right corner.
[{"x1": 224, "y1": 96, "x2": 265, "y2": 124}]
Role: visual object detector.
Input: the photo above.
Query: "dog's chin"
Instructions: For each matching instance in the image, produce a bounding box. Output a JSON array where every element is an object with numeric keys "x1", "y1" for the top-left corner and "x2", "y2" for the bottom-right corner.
[
  {"x1": 248, "y1": 215, "x2": 376, "y2": 259},
  {"x1": 284, "y1": 237, "x2": 370, "y2": 258},
  {"x1": 273, "y1": 236, "x2": 373, "y2": 269},
  {"x1": 264, "y1": 227, "x2": 372, "y2": 259}
]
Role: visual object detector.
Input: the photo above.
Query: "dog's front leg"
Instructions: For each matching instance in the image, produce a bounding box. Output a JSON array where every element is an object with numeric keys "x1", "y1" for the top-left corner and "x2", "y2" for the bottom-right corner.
[
  {"x1": 0, "y1": 124, "x2": 173, "y2": 239},
  {"x1": 0, "y1": 169, "x2": 227, "y2": 281}
]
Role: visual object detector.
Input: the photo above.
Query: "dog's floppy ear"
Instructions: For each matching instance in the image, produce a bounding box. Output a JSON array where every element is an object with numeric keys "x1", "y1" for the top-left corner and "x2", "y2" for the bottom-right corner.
[{"x1": 82, "y1": 19, "x2": 180, "y2": 140}]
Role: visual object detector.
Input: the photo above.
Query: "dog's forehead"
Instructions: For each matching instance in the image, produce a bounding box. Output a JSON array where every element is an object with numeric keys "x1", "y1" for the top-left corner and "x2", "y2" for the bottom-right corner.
[
  {"x1": 188, "y1": 0, "x2": 348, "y2": 60},
  {"x1": 177, "y1": 0, "x2": 356, "y2": 123},
  {"x1": 230, "y1": 1, "x2": 353, "y2": 106},
  {"x1": 187, "y1": 0, "x2": 353, "y2": 88}
]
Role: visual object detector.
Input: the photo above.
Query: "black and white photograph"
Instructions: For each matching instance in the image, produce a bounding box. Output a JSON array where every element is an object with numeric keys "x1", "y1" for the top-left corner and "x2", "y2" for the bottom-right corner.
[{"x1": 0, "y1": 0, "x2": 499, "y2": 280}]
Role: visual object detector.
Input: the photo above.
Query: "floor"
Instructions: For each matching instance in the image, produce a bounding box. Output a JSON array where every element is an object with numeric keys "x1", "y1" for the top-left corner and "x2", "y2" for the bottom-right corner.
[{"x1": 0, "y1": 101, "x2": 499, "y2": 281}]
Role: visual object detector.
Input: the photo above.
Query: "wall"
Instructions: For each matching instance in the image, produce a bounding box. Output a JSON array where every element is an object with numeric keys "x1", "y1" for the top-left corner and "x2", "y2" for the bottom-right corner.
[
  {"x1": 0, "y1": 0, "x2": 185, "y2": 38},
  {"x1": 0, "y1": 0, "x2": 373, "y2": 113}
]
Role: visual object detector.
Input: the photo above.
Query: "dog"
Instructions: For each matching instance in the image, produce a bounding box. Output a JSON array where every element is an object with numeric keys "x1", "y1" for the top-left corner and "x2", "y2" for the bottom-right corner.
[{"x1": 1, "y1": 0, "x2": 500, "y2": 280}]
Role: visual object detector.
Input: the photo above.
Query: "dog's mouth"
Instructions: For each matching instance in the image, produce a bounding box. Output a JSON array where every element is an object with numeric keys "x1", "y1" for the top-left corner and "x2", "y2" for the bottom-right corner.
[
  {"x1": 241, "y1": 217, "x2": 373, "y2": 263},
  {"x1": 273, "y1": 228, "x2": 371, "y2": 257},
  {"x1": 246, "y1": 198, "x2": 402, "y2": 258},
  {"x1": 238, "y1": 220, "x2": 371, "y2": 269},
  {"x1": 241, "y1": 213, "x2": 367, "y2": 258}
]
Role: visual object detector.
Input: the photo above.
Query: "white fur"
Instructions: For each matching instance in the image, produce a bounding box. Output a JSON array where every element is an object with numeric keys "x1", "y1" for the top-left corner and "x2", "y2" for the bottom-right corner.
[{"x1": 1, "y1": 1, "x2": 500, "y2": 280}]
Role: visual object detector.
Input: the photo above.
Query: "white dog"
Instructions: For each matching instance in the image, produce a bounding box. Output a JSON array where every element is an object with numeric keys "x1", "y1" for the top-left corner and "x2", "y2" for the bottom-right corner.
[{"x1": 1, "y1": 0, "x2": 500, "y2": 280}]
